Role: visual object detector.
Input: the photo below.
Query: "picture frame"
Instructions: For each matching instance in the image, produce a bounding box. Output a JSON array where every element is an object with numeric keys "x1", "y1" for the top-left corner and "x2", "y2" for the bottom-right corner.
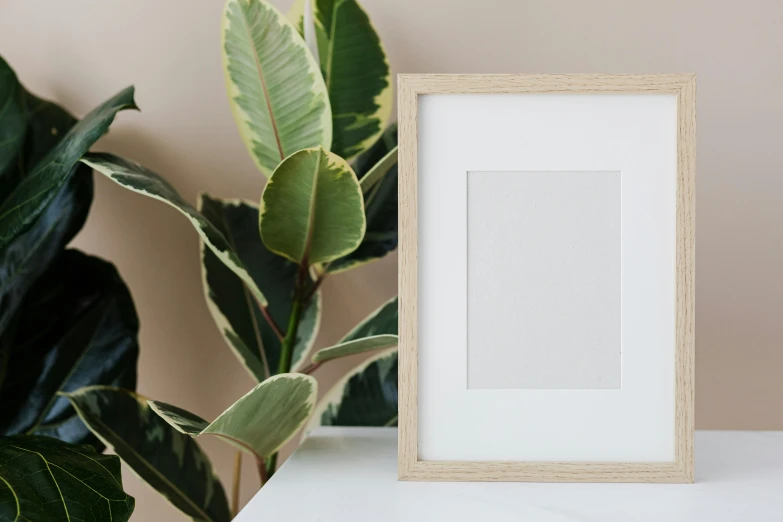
[{"x1": 397, "y1": 74, "x2": 696, "y2": 483}]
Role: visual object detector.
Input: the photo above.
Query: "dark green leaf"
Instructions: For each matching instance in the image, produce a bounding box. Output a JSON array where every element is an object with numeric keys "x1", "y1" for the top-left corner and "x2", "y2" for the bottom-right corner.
[
  {"x1": 0, "y1": 85, "x2": 136, "y2": 250},
  {"x1": 290, "y1": 0, "x2": 392, "y2": 160},
  {"x1": 308, "y1": 348, "x2": 397, "y2": 428},
  {"x1": 65, "y1": 386, "x2": 231, "y2": 522},
  {"x1": 0, "y1": 56, "x2": 95, "y2": 335},
  {"x1": 0, "y1": 56, "x2": 26, "y2": 191},
  {"x1": 0, "y1": 435, "x2": 134, "y2": 522},
  {"x1": 199, "y1": 195, "x2": 320, "y2": 381},
  {"x1": 329, "y1": 124, "x2": 398, "y2": 273},
  {"x1": 0, "y1": 250, "x2": 139, "y2": 449}
]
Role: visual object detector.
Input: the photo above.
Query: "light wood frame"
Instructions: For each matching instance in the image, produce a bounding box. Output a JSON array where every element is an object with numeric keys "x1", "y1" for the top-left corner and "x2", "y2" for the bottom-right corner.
[{"x1": 397, "y1": 74, "x2": 696, "y2": 483}]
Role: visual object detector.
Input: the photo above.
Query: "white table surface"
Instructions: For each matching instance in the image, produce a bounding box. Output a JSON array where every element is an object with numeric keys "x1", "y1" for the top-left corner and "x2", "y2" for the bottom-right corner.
[{"x1": 236, "y1": 427, "x2": 783, "y2": 522}]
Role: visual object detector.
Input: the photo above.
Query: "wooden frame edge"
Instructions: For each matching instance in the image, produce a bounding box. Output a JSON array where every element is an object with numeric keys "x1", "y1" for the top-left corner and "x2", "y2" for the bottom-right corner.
[
  {"x1": 398, "y1": 74, "x2": 419, "y2": 480},
  {"x1": 397, "y1": 74, "x2": 696, "y2": 483}
]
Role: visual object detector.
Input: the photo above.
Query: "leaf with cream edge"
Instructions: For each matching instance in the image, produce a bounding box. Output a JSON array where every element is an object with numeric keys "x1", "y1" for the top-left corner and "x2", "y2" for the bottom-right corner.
[
  {"x1": 150, "y1": 373, "x2": 317, "y2": 459},
  {"x1": 327, "y1": 123, "x2": 398, "y2": 273},
  {"x1": 0, "y1": 435, "x2": 134, "y2": 522},
  {"x1": 312, "y1": 334, "x2": 397, "y2": 364},
  {"x1": 63, "y1": 386, "x2": 231, "y2": 522},
  {"x1": 222, "y1": 0, "x2": 331, "y2": 176},
  {"x1": 0, "y1": 86, "x2": 136, "y2": 250},
  {"x1": 310, "y1": 295, "x2": 397, "y2": 363},
  {"x1": 198, "y1": 195, "x2": 321, "y2": 380},
  {"x1": 259, "y1": 146, "x2": 365, "y2": 265},
  {"x1": 306, "y1": 347, "x2": 397, "y2": 432},
  {"x1": 290, "y1": 0, "x2": 392, "y2": 159},
  {"x1": 81, "y1": 152, "x2": 268, "y2": 309}
]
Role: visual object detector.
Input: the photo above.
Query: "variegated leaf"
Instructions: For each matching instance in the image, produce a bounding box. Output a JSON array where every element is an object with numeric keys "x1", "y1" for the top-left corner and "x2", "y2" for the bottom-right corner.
[
  {"x1": 81, "y1": 152, "x2": 268, "y2": 308},
  {"x1": 311, "y1": 334, "x2": 397, "y2": 363},
  {"x1": 328, "y1": 124, "x2": 397, "y2": 273},
  {"x1": 359, "y1": 145, "x2": 397, "y2": 193},
  {"x1": 310, "y1": 296, "x2": 397, "y2": 363},
  {"x1": 259, "y1": 147, "x2": 365, "y2": 265},
  {"x1": 306, "y1": 348, "x2": 397, "y2": 431},
  {"x1": 290, "y1": 0, "x2": 392, "y2": 159},
  {"x1": 199, "y1": 195, "x2": 321, "y2": 381},
  {"x1": 223, "y1": 0, "x2": 331, "y2": 175},
  {"x1": 150, "y1": 373, "x2": 317, "y2": 459},
  {"x1": 64, "y1": 386, "x2": 231, "y2": 522}
]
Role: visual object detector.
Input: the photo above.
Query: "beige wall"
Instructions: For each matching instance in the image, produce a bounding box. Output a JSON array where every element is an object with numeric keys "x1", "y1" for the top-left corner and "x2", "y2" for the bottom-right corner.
[{"x1": 2, "y1": 0, "x2": 782, "y2": 518}]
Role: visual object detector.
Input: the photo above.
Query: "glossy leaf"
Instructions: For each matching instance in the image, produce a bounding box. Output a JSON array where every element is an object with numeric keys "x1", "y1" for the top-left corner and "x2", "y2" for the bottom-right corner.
[
  {"x1": 328, "y1": 123, "x2": 398, "y2": 273},
  {"x1": 310, "y1": 296, "x2": 397, "y2": 363},
  {"x1": 0, "y1": 56, "x2": 95, "y2": 334},
  {"x1": 0, "y1": 86, "x2": 136, "y2": 250},
  {"x1": 259, "y1": 146, "x2": 365, "y2": 265},
  {"x1": 0, "y1": 250, "x2": 139, "y2": 448},
  {"x1": 0, "y1": 55, "x2": 26, "y2": 190},
  {"x1": 291, "y1": 0, "x2": 392, "y2": 159},
  {"x1": 199, "y1": 195, "x2": 320, "y2": 381},
  {"x1": 222, "y1": 0, "x2": 331, "y2": 175},
  {"x1": 64, "y1": 386, "x2": 230, "y2": 522},
  {"x1": 307, "y1": 348, "x2": 397, "y2": 430},
  {"x1": 0, "y1": 435, "x2": 134, "y2": 521},
  {"x1": 151, "y1": 373, "x2": 317, "y2": 458},
  {"x1": 81, "y1": 152, "x2": 268, "y2": 309}
]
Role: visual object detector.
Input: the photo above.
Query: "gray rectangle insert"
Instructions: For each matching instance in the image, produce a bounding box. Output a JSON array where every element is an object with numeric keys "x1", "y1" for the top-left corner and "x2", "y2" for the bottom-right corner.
[{"x1": 467, "y1": 171, "x2": 621, "y2": 389}]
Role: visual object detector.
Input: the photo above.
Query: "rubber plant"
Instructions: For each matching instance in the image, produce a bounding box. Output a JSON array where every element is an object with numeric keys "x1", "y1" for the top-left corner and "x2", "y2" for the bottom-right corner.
[
  {"x1": 0, "y1": 56, "x2": 140, "y2": 521},
  {"x1": 61, "y1": 0, "x2": 400, "y2": 520}
]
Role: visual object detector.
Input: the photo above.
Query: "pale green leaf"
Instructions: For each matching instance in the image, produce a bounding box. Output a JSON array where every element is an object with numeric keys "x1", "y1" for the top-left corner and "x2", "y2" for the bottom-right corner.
[
  {"x1": 222, "y1": 0, "x2": 331, "y2": 175},
  {"x1": 64, "y1": 386, "x2": 230, "y2": 522},
  {"x1": 81, "y1": 152, "x2": 268, "y2": 308},
  {"x1": 311, "y1": 334, "x2": 397, "y2": 363},
  {"x1": 150, "y1": 373, "x2": 317, "y2": 459},
  {"x1": 259, "y1": 146, "x2": 365, "y2": 265},
  {"x1": 310, "y1": 296, "x2": 397, "y2": 363},
  {"x1": 198, "y1": 195, "x2": 321, "y2": 382}
]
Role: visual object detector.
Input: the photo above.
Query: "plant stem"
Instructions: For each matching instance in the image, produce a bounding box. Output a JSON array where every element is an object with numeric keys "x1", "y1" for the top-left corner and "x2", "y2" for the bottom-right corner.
[
  {"x1": 231, "y1": 451, "x2": 242, "y2": 516},
  {"x1": 277, "y1": 297, "x2": 303, "y2": 375},
  {"x1": 299, "y1": 361, "x2": 322, "y2": 375},
  {"x1": 303, "y1": 275, "x2": 326, "y2": 303},
  {"x1": 277, "y1": 263, "x2": 308, "y2": 375},
  {"x1": 256, "y1": 456, "x2": 268, "y2": 486},
  {"x1": 266, "y1": 262, "x2": 309, "y2": 481},
  {"x1": 265, "y1": 453, "x2": 278, "y2": 478}
]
